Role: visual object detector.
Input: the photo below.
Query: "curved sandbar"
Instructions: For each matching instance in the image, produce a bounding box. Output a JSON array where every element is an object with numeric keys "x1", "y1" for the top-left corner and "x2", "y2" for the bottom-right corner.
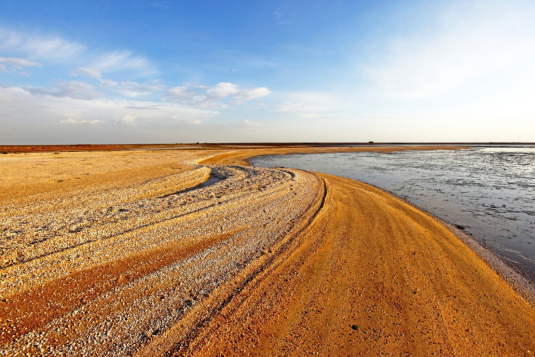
[
  {"x1": 1, "y1": 146, "x2": 534, "y2": 356},
  {"x1": 187, "y1": 147, "x2": 535, "y2": 356}
]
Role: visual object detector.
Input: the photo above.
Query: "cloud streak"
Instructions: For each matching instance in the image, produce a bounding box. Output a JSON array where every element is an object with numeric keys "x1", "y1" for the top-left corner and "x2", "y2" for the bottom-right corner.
[
  {"x1": 0, "y1": 27, "x2": 84, "y2": 59},
  {"x1": 86, "y1": 50, "x2": 156, "y2": 76},
  {"x1": 166, "y1": 82, "x2": 270, "y2": 107},
  {"x1": 243, "y1": 119, "x2": 261, "y2": 126},
  {"x1": 61, "y1": 117, "x2": 103, "y2": 124},
  {"x1": 0, "y1": 57, "x2": 41, "y2": 73},
  {"x1": 26, "y1": 81, "x2": 102, "y2": 100},
  {"x1": 0, "y1": 84, "x2": 216, "y2": 126},
  {"x1": 114, "y1": 80, "x2": 166, "y2": 98},
  {"x1": 116, "y1": 114, "x2": 136, "y2": 125},
  {"x1": 71, "y1": 67, "x2": 102, "y2": 79}
]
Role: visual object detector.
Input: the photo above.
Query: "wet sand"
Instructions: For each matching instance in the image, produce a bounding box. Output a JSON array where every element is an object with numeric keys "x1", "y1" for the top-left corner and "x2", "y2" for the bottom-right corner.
[
  {"x1": 1, "y1": 145, "x2": 535, "y2": 356},
  {"x1": 251, "y1": 148, "x2": 535, "y2": 285}
]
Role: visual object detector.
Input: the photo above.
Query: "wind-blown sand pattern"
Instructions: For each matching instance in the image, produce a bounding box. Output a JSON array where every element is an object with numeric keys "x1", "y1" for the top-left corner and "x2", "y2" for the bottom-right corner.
[{"x1": 1, "y1": 146, "x2": 535, "y2": 356}]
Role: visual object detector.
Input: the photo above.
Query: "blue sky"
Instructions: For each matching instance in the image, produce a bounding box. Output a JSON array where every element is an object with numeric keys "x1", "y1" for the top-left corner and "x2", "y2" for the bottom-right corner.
[{"x1": 1, "y1": 0, "x2": 534, "y2": 144}]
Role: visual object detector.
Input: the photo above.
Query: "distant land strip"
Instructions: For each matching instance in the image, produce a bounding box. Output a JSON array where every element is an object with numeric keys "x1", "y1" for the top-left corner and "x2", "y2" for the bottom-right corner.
[{"x1": 1, "y1": 142, "x2": 534, "y2": 153}]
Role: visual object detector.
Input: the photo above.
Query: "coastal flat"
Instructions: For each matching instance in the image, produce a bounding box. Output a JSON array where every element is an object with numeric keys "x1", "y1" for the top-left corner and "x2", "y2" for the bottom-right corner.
[{"x1": 1, "y1": 146, "x2": 534, "y2": 356}]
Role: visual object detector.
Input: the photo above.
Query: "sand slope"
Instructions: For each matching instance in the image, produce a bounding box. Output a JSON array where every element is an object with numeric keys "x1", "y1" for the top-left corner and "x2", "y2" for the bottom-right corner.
[
  {"x1": 184, "y1": 173, "x2": 535, "y2": 356},
  {"x1": 1, "y1": 146, "x2": 534, "y2": 356}
]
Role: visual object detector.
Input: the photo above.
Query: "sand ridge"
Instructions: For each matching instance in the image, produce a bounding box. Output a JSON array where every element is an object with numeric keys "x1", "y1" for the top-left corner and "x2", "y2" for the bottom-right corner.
[{"x1": 1, "y1": 145, "x2": 534, "y2": 356}]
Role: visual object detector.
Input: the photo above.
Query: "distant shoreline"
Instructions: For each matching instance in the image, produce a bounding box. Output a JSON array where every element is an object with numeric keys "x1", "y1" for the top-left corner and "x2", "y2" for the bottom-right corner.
[{"x1": 1, "y1": 142, "x2": 534, "y2": 154}]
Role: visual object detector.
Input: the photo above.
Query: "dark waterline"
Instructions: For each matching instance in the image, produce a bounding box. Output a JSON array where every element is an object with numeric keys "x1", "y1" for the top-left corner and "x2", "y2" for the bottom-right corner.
[{"x1": 250, "y1": 147, "x2": 535, "y2": 284}]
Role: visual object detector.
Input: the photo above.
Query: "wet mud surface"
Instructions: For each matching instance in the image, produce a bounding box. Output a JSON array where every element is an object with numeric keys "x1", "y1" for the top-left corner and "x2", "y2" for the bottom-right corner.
[{"x1": 252, "y1": 147, "x2": 535, "y2": 284}]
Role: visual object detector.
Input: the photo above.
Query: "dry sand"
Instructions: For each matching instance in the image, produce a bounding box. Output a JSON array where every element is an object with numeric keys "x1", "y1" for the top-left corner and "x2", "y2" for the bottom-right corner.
[{"x1": 1, "y1": 145, "x2": 534, "y2": 356}]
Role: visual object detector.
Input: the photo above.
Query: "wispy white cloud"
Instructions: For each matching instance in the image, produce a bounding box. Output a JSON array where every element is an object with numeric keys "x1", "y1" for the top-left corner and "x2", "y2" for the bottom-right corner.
[
  {"x1": 26, "y1": 80, "x2": 102, "y2": 100},
  {"x1": 61, "y1": 117, "x2": 103, "y2": 124},
  {"x1": 116, "y1": 114, "x2": 136, "y2": 125},
  {"x1": 115, "y1": 79, "x2": 165, "y2": 97},
  {"x1": 0, "y1": 28, "x2": 156, "y2": 79},
  {"x1": 166, "y1": 82, "x2": 270, "y2": 108},
  {"x1": 0, "y1": 84, "x2": 216, "y2": 125},
  {"x1": 35, "y1": 75, "x2": 165, "y2": 99},
  {"x1": 99, "y1": 79, "x2": 118, "y2": 87},
  {"x1": 203, "y1": 82, "x2": 240, "y2": 102},
  {"x1": 243, "y1": 119, "x2": 261, "y2": 126},
  {"x1": 166, "y1": 85, "x2": 200, "y2": 101},
  {"x1": 0, "y1": 57, "x2": 41, "y2": 73},
  {"x1": 170, "y1": 116, "x2": 202, "y2": 125},
  {"x1": 232, "y1": 87, "x2": 271, "y2": 104},
  {"x1": 88, "y1": 50, "x2": 156, "y2": 76},
  {"x1": 71, "y1": 67, "x2": 102, "y2": 79},
  {"x1": 0, "y1": 84, "x2": 222, "y2": 143},
  {"x1": 0, "y1": 27, "x2": 84, "y2": 59}
]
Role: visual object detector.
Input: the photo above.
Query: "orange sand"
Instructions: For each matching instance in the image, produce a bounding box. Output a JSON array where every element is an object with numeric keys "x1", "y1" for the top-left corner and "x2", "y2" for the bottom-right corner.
[{"x1": 2, "y1": 145, "x2": 534, "y2": 356}]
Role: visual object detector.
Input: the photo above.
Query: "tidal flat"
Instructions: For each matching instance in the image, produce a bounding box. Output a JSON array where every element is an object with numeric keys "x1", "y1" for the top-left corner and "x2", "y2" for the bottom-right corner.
[
  {"x1": 1, "y1": 145, "x2": 535, "y2": 356},
  {"x1": 252, "y1": 146, "x2": 535, "y2": 284}
]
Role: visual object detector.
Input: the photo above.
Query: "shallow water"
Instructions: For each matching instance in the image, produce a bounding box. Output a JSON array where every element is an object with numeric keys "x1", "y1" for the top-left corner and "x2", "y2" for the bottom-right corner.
[{"x1": 251, "y1": 147, "x2": 535, "y2": 283}]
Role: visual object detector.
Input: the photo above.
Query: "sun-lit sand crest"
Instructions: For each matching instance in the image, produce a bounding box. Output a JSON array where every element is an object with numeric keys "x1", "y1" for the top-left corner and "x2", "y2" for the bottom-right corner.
[{"x1": 1, "y1": 145, "x2": 534, "y2": 356}]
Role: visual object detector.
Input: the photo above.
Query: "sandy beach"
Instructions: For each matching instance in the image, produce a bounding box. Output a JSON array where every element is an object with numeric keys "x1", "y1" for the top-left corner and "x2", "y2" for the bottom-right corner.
[{"x1": 1, "y1": 145, "x2": 535, "y2": 356}]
